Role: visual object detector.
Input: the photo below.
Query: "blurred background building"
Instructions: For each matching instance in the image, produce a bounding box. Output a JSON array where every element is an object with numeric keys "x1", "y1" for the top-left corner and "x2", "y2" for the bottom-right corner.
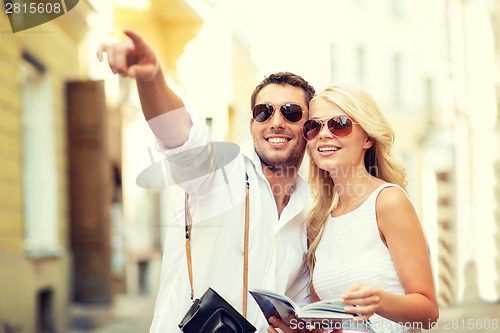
[
  {"x1": 0, "y1": 0, "x2": 499, "y2": 332},
  {"x1": 0, "y1": 1, "x2": 102, "y2": 332}
]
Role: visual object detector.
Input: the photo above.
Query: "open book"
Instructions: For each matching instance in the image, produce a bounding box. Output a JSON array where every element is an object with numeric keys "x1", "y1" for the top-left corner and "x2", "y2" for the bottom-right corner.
[{"x1": 250, "y1": 289, "x2": 374, "y2": 332}]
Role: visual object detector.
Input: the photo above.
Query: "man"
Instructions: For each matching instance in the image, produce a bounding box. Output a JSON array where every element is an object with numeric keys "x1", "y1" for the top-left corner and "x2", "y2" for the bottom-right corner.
[{"x1": 97, "y1": 29, "x2": 315, "y2": 332}]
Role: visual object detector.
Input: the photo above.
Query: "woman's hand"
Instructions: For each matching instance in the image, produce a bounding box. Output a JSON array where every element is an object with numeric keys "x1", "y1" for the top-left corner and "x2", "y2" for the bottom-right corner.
[{"x1": 340, "y1": 283, "x2": 380, "y2": 321}]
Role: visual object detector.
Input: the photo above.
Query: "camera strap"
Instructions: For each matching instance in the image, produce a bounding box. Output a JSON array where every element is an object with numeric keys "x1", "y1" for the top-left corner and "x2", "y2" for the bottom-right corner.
[{"x1": 184, "y1": 174, "x2": 250, "y2": 317}]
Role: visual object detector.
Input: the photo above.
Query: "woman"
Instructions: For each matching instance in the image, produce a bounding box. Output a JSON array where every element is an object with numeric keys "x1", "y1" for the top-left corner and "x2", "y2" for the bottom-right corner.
[{"x1": 269, "y1": 84, "x2": 438, "y2": 333}]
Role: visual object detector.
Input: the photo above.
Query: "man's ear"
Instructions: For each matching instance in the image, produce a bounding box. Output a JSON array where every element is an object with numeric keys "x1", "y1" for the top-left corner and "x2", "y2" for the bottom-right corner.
[
  {"x1": 249, "y1": 118, "x2": 254, "y2": 139},
  {"x1": 363, "y1": 136, "x2": 374, "y2": 149}
]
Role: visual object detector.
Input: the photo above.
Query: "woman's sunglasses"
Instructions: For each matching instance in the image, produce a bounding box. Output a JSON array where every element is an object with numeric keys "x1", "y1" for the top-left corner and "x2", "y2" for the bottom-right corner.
[
  {"x1": 303, "y1": 116, "x2": 358, "y2": 140},
  {"x1": 252, "y1": 103, "x2": 305, "y2": 123}
]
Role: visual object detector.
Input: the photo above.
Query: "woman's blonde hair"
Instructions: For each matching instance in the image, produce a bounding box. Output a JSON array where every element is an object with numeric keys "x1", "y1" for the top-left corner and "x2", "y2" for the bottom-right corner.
[{"x1": 306, "y1": 83, "x2": 408, "y2": 282}]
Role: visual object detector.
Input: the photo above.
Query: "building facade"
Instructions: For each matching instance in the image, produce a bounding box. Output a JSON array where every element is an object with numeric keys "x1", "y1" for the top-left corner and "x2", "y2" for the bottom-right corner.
[
  {"x1": 0, "y1": 2, "x2": 95, "y2": 331},
  {"x1": 318, "y1": 0, "x2": 500, "y2": 306},
  {"x1": 0, "y1": 0, "x2": 207, "y2": 331},
  {"x1": 110, "y1": 0, "x2": 258, "y2": 299}
]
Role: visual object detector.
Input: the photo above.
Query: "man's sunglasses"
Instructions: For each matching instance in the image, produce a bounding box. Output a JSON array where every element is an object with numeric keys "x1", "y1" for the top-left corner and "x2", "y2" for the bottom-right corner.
[
  {"x1": 252, "y1": 103, "x2": 305, "y2": 123},
  {"x1": 303, "y1": 116, "x2": 359, "y2": 140}
]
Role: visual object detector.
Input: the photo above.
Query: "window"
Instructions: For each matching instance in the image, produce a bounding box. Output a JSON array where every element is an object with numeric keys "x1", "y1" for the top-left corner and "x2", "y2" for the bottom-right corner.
[
  {"x1": 354, "y1": 0, "x2": 365, "y2": 8},
  {"x1": 392, "y1": 0, "x2": 403, "y2": 16},
  {"x1": 37, "y1": 288, "x2": 56, "y2": 332},
  {"x1": 424, "y1": 77, "x2": 434, "y2": 110},
  {"x1": 393, "y1": 53, "x2": 402, "y2": 106},
  {"x1": 205, "y1": 117, "x2": 213, "y2": 130},
  {"x1": 357, "y1": 46, "x2": 365, "y2": 85},
  {"x1": 329, "y1": 43, "x2": 336, "y2": 82},
  {"x1": 20, "y1": 53, "x2": 59, "y2": 257}
]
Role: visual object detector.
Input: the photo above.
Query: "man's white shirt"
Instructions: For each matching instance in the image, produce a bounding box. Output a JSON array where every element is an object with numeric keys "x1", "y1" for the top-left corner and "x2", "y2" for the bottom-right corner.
[{"x1": 147, "y1": 107, "x2": 311, "y2": 332}]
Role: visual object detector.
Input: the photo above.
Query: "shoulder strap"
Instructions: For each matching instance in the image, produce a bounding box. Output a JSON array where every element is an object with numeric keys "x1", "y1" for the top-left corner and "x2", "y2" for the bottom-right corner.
[
  {"x1": 242, "y1": 174, "x2": 250, "y2": 317},
  {"x1": 184, "y1": 174, "x2": 250, "y2": 317},
  {"x1": 184, "y1": 192, "x2": 194, "y2": 299}
]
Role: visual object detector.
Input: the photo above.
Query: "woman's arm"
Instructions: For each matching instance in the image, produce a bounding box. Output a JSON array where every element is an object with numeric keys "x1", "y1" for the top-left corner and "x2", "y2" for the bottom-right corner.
[{"x1": 341, "y1": 186, "x2": 439, "y2": 329}]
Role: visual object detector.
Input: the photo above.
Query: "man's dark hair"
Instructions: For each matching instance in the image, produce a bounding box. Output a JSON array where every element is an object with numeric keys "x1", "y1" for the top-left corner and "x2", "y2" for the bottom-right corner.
[{"x1": 250, "y1": 72, "x2": 316, "y2": 110}]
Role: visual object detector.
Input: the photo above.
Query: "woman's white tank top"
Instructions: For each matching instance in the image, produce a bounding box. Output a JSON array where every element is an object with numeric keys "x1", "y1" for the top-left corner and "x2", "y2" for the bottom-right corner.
[{"x1": 313, "y1": 183, "x2": 413, "y2": 333}]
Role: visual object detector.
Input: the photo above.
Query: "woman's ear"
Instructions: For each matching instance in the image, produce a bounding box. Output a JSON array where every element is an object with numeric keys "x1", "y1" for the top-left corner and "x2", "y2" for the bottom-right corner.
[{"x1": 363, "y1": 136, "x2": 374, "y2": 149}]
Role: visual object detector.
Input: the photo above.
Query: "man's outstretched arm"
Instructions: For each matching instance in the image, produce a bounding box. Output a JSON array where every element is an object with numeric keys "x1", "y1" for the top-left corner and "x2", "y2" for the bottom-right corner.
[{"x1": 97, "y1": 29, "x2": 191, "y2": 148}]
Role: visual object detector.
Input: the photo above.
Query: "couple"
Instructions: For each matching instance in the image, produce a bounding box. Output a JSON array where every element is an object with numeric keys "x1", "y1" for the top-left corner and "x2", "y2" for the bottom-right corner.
[{"x1": 97, "y1": 30, "x2": 438, "y2": 333}]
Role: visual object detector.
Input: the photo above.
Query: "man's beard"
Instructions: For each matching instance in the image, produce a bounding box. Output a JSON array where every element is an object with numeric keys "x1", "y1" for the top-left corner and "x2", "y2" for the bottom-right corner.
[{"x1": 256, "y1": 140, "x2": 306, "y2": 171}]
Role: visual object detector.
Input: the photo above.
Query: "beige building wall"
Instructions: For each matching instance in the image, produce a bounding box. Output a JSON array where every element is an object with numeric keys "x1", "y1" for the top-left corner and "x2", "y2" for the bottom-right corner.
[
  {"x1": 489, "y1": 0, "x2": 500, "y2": 301},
  {"x1": 228, "y1": 36, "x2": 258, "y2": 145},
  {"x1": 110, "y1": 0, "x2": 203, "y2": 296},
  {"x1": 113, "y1": 1, "x2": 202, "y2": 71},
  {"x1": 110, "y1": 0, "x2": 258, "y2": 297},
  {"x1": 0, "y1": 3, "x2": 93, "y2": 331}
]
